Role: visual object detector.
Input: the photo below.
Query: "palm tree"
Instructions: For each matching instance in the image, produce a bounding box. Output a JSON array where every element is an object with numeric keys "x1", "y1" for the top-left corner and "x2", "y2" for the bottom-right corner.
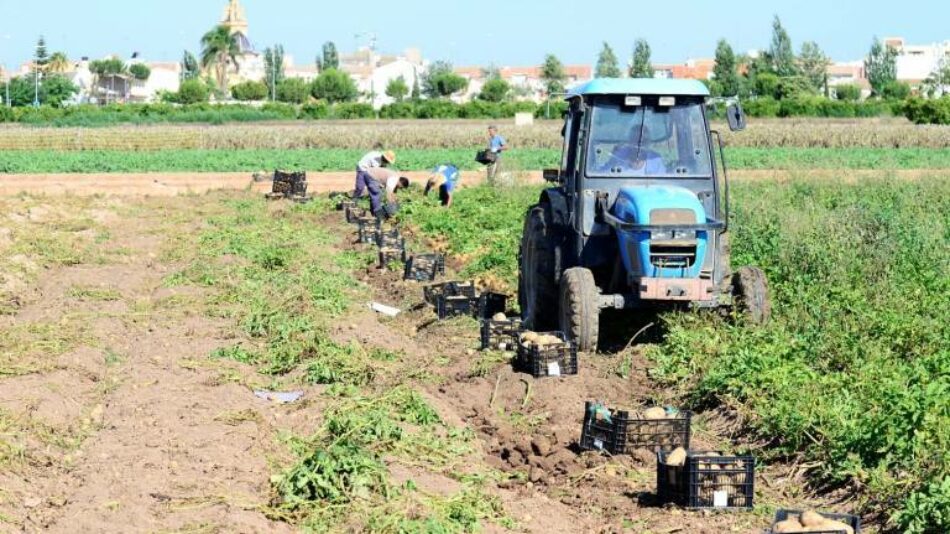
[
  {"x1": 201, "y1": 25, "x2": 240, "y2": 96},
  {"x1": 47, "y1": 52, "x2": 71, "y2": 73}
]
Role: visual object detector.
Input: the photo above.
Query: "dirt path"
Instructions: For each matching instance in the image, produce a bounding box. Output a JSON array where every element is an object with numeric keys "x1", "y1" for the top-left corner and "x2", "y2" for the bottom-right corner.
[{"x1": 1, "y1": 168, "x2": 945, "y2": 197}]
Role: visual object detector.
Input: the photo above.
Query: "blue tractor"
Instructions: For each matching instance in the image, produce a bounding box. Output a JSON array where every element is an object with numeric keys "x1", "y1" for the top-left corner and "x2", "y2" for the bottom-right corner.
[{"x1": 519, "y1": 79, "x2": 770, "y2": 352}]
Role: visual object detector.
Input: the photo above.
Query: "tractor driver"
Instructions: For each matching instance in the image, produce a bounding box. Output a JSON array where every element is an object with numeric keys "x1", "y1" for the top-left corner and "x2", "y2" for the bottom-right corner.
[{"x1": 600, "y1": 124, "x2": 667, "y2": 176}]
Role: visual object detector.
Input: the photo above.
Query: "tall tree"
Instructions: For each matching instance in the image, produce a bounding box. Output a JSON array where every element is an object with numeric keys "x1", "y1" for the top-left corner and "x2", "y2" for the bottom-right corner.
[
  {"x1": 263, "y1": 45, "x2": 285, "y2": 99},
  {"x1": 713, "y1": 39, "x2": 740, "y2": 97},
  {"x1": 923, "y1": 57, "x2": 950, "y2": 97},
  {"x1": 478, "y1": 78, "x2": 511, "y2": 102},
  {"x1": 799, "y1": 41, "x2": 831, "y2": 93},
  {"x1": 181, "y1": 50, "x2": 200, "y2": 80},
  {"x1": 629, "y1": 39, "x2": 654, "y2": 78},
  {"x1": 129, "y1": 63, "x2": 151, "y2": 81},
  {"x1": 34, "y1": 36, "x2": 49, "y2": 71},
  {"x1": 310, "y1": 69, "x2": 359, "y2": 103},
  {"x1": 200, "y1": 25, "x2": 241, "y2": 96},
  {"x1": 410, "y1": 76, "x2": 421, "y2": 101},
  {"x1": 47, "y1": 52, "x2": 70, "y2": 74},
  {"x1": 385, "y1": 75, "x2": 409, "y2": 102},
  {"x1": 322, "y1": 42, "x2": 339, "y2": 70},
  {"x1": 865, "y1": 37, "x2": 897, "y2": 96},
  {"x1": 769, "y1": 16, "x2": 797, "y2": 77},
  {"x1": 422, "y1": 60, "x2": 468, "y2": 98},
  {"x1": 595, "y1": 42, "x2": 622, "y2": 78},
  {"x1": 540, "y1": 54, "x2": 567, "y2": 95}
]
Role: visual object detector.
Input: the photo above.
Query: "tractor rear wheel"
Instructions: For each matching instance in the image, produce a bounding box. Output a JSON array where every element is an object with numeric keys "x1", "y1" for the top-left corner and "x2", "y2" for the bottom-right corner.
[
  {"x1": 559, "y1": 267, "x2": 600, "y2": 352},
  {"x1": 519, "y1": 204, "x2": 558, "y2": 331},
  {"x1": 732, "y1": 266, "x2": 771, "y2": 324}
]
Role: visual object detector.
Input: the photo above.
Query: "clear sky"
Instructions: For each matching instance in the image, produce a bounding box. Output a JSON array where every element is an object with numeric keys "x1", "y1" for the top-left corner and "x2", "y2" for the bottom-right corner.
[{"x1": 0, "y1": 0, "x2": 946, "y2": 70}]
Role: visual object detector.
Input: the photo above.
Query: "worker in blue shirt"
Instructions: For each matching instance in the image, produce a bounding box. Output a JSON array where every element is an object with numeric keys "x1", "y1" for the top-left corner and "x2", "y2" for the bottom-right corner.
[
  {"x1": 424, "y1": 164, "x2": 460, "y2": 207},
  {"x1": 486, "y1": 125, "x2": 507, "y2": 183}
]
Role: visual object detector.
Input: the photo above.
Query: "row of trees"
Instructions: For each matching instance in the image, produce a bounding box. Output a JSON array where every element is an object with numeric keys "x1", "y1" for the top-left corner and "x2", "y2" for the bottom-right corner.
[{"x1": 589, "y1": 17, "x2": 915, "y2": 101}]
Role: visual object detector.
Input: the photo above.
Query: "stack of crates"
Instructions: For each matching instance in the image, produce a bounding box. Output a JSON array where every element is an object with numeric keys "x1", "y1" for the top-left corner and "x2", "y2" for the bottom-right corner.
[{"x1": 480, "y1": 316, "x2": 523, "y2": 351}]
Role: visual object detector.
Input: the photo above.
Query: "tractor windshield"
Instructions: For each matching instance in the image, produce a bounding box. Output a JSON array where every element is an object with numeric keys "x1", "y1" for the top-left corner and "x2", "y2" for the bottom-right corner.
[{"x1": 586, "y1": 96, "x2": 712, "y2": 178}]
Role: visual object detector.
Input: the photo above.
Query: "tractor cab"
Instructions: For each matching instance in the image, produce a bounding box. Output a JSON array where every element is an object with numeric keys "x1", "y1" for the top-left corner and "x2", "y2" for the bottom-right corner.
[{"x1": 520, "y1": 79, "x2": 768, "y2": 352}]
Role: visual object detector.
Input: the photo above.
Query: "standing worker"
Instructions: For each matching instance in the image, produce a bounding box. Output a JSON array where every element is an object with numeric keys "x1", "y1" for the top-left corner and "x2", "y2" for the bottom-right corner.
[
  {"x1": 365, "y1": 166, "x2": 410, "y2": 220},
  {"x1": 353, "y1": 149, "x2": 396, "y2": 199},
  {"x1": 486, "y1": 125, "x2": 508, "y2": 184},
  {"x1": 424, "y1": 163, "x2": 460, "y2": 208}
]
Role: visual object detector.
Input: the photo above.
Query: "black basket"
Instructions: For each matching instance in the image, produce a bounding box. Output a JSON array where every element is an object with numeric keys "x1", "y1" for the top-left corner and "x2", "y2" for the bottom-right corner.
[
  {"x1": 479, "y1": 317, "x2": 523, "y2": 351},
  {"x1": 358, "y1": 219, "x2": 381, "y2": 245},
  {"x1": 423, "y1": 281, "x2": 476, "y2": 305},
  {"x1": 475, "y1": 149, "x2": 497, "y2": 165},
  {"x1": 435, "y1": 294, "x2": 476, "y2": 320},
  {"x1": 346, "y1": 206, "x2": 368, "y2": 224},
  {"x1": 580, "y1": 403, "x2": 691, "y2": 454},
  {"x1": 273, "y1": 170, "x2": 307, "y2": 196},
  {"x1": 515, "y1": 332, "x2": 578, "y2": 377},
  {"x1": 476, "y1": 292, "x2": 507, "y2": 319},
  {"x1": 656, "y1": 450, "x2": 754, "y2": 510},
  {"x1": 378, "y1": 247, "x2": 407, "y2": 268},
  {"x1": 337, "y1": 198, "x2": 356, "y2": 212},
  {"x1": 769, "y1": 510, "x2": 861, "y2": 534},
  {"x1": 404, "y1": 254, "x2": 446, "y2": 282},
  {"x1": 376, "y1": 229, "x2": 404, "y2": 250}
]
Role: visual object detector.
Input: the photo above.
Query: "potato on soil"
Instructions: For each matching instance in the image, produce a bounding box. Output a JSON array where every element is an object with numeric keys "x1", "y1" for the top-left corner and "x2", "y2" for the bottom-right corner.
[
  {"x1": 772, "y1": 518, "x2": 804, "y2": 533},
  {"x1": 665, "y1": 447, "x2": 687, "y2": 466},
  {"x1": 492, "y1": 312, "x2": 507, "y2": 321},
  {"x1": 800, "y1": 511, "x2": 826, "y2": 527},
  {"x1": 643, "y1": 406, "x2": 667, "y2": 420}
]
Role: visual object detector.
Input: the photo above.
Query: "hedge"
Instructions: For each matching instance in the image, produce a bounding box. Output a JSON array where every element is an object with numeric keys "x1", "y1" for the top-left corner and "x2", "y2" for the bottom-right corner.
[{"x1": 903, "y1": 96, "x2": 950, "y2": 125}]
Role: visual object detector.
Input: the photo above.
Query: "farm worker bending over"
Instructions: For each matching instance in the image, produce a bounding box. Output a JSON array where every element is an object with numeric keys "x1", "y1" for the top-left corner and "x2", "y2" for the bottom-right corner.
[
  {"x1": 353, "y1": 150, "x2": 396, "y2": 199},
  {"x1": 424, "y1": 164, "x2": 460, "y2": 207},
  {"x1": 486, "y1": 126, "x2": 507, "y2": 183},
  {"x1": 365, "y1": 167, "x2": 410, "y2": 220}
]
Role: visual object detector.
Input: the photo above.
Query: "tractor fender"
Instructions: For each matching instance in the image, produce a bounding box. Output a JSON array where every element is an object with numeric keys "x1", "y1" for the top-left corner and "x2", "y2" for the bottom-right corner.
[{"x1": 540, "y1": 188, "x2": 569, "y2": 229}]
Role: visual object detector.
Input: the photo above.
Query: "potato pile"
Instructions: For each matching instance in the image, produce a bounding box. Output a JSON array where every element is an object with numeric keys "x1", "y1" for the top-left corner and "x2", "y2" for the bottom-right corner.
[
  {"x1": 520, "y1": 331, "x2": 565, "y2": 347},
  {"x1": 641, "y1": 406, "x2": 669, "y2": 420},
  {"x1": 773, "y1": 511, "x2": 854, "y2": 534}
]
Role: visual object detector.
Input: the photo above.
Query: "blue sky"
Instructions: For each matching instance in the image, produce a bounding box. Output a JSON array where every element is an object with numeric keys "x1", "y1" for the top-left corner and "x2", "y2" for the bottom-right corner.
[{"x1": 0, "y1": 0, "x2": 946, "y2": 70}]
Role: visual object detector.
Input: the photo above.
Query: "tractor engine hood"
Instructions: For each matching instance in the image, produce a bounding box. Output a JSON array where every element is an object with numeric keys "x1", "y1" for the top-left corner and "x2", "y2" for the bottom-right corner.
[{"x1": 611, "y1": 185, "x2": 709, "y2": 280}]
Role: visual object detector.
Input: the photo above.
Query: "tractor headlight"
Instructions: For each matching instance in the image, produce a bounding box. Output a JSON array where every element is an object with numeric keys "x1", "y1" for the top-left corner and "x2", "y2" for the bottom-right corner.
[
  {"x1": 651, "y1": 229, "x2": 674, "y2": 242},
  {"x1": 651, "y1": 229, "x2": 696, "y2": 242}
]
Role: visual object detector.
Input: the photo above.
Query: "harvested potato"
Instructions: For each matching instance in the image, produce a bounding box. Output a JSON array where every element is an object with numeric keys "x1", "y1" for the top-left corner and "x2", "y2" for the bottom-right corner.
[
  {"x1": 665, "y1": 447, "x2": 687, "y2": 467},
  {"x1": 800, "y1": 511, "x2": 826, "y2": 527},
  {"x1": 817, "y1": 520, "x2": 854, "y2": 534},
  {"x1": 772, "y1": 519, "x2": 804, "y2": 533},
  {"x1": 521, "y1": 332, "x2": 539, "y2": 343},
  {"x1": 492, "y1": 312, "x2": 507, "y2": 321},
  {"x1": 643, "y1": 407, "x2": 667, "y2": 420}
]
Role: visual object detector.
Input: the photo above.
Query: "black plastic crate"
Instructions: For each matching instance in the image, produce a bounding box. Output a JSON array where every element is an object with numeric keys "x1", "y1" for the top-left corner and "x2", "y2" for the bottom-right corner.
[
  {"x1": 346, "y1": 206, "x2": 368, "y2": 224},
  {"x1": 376, "y1": 229, "x2": 404, "y2": 250},
  {"x1": 358, "y1": 219, "x2": 381, "y2": 245},
  {"x1": 479, "y1": 317, "x2": 523, "y2": 351},
  {"x1": 515, "y1": 332, "x2": 578, "y2": 377},
  {"x1": 273, "y1": 170, "x2": 307, "y2": 196},
  {"x1": 476, "y1": 292, "x2": 507, "y2": 319},
  {"x1": 378, "y1": 247, "x2": 407, "y2": 268},
  {"x1": 435, "y1": 294, "x2": 476, "y2": 320},
  {"x1": 337, "y1": 198, "x2": 356, "y2": 212},
  {"x1": 580, "y1": 403, "x2": 691, "y2": 454},
  {"x1": 656, "y1": 450, "x2": 754, "y2": 510},
  {"x1": 769, "y1": 510, "x2": 860, "y2": 534},
  {"x1": 404, "y1": 254, "x2": 446, "y2": 282},
  {"x1": 423, "y1": 281, "x2": 476, "y2": 305}
]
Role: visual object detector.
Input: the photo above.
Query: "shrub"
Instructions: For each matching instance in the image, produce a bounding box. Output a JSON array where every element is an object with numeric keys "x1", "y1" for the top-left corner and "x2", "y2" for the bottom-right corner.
[
  {"x1": 903, "y1": 96, "x2": 950, "y2": 124},
  {"x1": 414, "y1": 100, "x2": 462, "y2": 119},
  {"x1": 378, "y1": 102, "x2": 416, "y2": 119},
  {"x1": 311, "y1": 69, "x2": 359, "y2": 103},
  {"x1": 231, "y1": 80, "x2": 269, "y2": 101},
  {"x1": 881, "y1": 81, "x2": 911, "y2": 101},
  {"x1": 300, "y1": 102, "x2": 330, "y2": 120},
  {"x1": 743, "y1": 97, "x2": 781, "y2": 117},
  {"x1": 277, "y1": 78, "x2": 310, "y2": 104},
  {"x1": 260, "y1": 101, "x2": 298, "y2": 119},
  {"x1": 478, "y1": 78, "x2": 510, "y2": 102},
  {"x1": 176, "y1": 78, "x2": 211, "y2": 104},
  {"x1": 331, "y1": 102, "x2": 374, "y2": 119},
  {"x1": 835, "y1": 84, "x2": 862, "y2": 101}
]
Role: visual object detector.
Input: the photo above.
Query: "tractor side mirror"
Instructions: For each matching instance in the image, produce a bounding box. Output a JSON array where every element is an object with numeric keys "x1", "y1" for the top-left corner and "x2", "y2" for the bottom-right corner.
[
  {"x1": 542, "y1": 169, "x2": 560, "y2": 183},
  {"x1": 726, "y1": 103, "x2": 747, "y2": 132}
]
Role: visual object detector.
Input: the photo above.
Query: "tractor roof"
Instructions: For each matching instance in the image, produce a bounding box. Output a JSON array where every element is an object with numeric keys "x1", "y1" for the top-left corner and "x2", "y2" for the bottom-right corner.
[{"x1": 567, "y1": 78, "x2": 710, "y2": 98}]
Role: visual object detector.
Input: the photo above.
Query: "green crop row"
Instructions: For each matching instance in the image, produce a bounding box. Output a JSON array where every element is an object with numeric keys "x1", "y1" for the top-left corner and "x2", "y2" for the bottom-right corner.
[
  {"x1": 393, "y1": 177, "x2": 950, "y2": 532},
  {"x1": 3, "y1": 147, "x2": 950, "y2": 174}
]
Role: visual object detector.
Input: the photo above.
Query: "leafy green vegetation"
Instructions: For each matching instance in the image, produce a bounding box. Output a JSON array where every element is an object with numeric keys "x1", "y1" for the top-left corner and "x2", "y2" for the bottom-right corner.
[
  {"x1": 397, "y1": 178, "x2": 950, "y2": 531},
  {"x1": 4, "y1": 147, "x2": 950, "y2": 174}
]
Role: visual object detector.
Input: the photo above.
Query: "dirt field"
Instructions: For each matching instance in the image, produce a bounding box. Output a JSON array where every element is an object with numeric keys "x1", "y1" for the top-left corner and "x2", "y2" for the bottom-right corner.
[
  {"x1": 0, "y1": 168, "x2": 943, "y2": 197},
  {"x1": 0, "y1": 189, "x2": 866, "y2": 533}
]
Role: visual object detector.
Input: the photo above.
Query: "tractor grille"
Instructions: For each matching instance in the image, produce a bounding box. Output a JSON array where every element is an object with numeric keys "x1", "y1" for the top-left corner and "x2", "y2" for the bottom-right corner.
[{"x1": 650, "y1": 243, "x2": 697, "y2": 269}]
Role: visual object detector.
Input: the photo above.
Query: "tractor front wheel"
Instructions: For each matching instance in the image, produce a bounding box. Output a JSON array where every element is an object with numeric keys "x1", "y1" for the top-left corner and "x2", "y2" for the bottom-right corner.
[
  {"x1": 559, "y1": 267, "x2": 600, "y2": 352},
  {"x1": 519, "y1": 205, "x2": 559, "y2": 331},
  {"x1": 732, "y1": 266, "x2": 771, "y2": 324}
]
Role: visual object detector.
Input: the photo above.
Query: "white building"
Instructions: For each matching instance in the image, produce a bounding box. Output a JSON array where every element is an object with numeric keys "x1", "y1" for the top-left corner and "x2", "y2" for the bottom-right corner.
[
  {"x1": 886, "y1": 37, "x2": 950, "y2": 87},
  {"x1": 341, "y1": 47, "x2": 426, "y2": 109},
  {"x1": 454, "y1": 65, "x2": 593, "y2": 103}
]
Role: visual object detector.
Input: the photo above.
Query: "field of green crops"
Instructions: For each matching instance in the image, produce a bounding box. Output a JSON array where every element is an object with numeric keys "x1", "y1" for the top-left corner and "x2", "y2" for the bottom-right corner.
[
  {"x1": 393, "y1": 176, "x2": 950, "y2": 533},
  {"x1": 3, "y1": 147, "x2": 950, "y2": 174}
]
